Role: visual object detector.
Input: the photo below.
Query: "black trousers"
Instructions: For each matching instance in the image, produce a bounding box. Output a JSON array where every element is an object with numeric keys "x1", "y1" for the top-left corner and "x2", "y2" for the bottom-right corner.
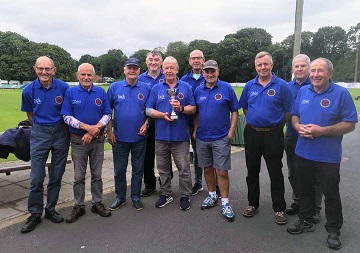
[
  {"x1": 244, "y1": 125, "x2": 286, "y2": 212},
  {"x1": 296, "y1": 156, "x2": 342, "y2": 234},
  {"x1": 143, "y1": 125, "x2": 156, "y2": 189}
]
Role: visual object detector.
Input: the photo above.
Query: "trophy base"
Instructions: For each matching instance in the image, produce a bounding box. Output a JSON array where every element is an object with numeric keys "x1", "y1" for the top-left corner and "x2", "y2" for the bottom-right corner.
[{"x1": 170, "y1": 115, "x2": 178, "y2": 120}]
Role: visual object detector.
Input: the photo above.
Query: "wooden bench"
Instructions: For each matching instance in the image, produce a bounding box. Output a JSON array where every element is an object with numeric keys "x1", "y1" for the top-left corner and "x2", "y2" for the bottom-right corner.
[{"x1": 0, "y1": 157, "x2": 72, "y2": 176}]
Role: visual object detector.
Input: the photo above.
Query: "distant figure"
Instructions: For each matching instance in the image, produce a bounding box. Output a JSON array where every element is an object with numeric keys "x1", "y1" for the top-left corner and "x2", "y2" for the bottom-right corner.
[
  {"x1": 180, "y1": 49, "x2": 205, "y2": 196},
  {"x1": 20, "y1": 56, "x2": 70, "y2": 233},
  {"x1": 107, "y1": 58, "x2": 151, "y2": 211},
  {"x1": 61, "y1": 63, "x2": 112, "y2": 223},
  {"x1": 284, "y1": 54, "x2": 323, "y2": 224},
  {"x1": 146, "y1": 56, "x2": 196, "y2": 210},
  {"x1": 138, "y1": 50, "x2": 165, "y2": 197},
  {"x1": 239, "y1": 51, "x2": 293, "y2": 225},
  {"x1": 194, "y1": 60, "x2": 240, "y2": 222},
  {"x1": 287, "y1": 58, "x2": 357, "y2": 250}
]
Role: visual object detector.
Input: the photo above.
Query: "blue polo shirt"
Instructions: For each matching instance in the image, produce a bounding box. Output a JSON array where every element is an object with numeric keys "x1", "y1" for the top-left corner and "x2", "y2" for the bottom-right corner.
[
  {"x1": 239, "y1": 73, "x2": 293, "y2": 127},
  {"x1": 292, "y1": 81, "x2": 357, "y2": 163},
  {"x1": 146, "y1": 80, "x2": 195, "y2": 142},
  {"x1": 194, "y1": 79, "x2": 240, "y2": 142},
  {"x1": 21, "y1": 77, "x2": 69, "y2": 125},
  {"x1": 61, "y1": 84, "x2": 112, "y2": 136},
  {"x1": 138, "y1": 70, "x2": 165, "y2": 88},
  {"x1": 286, "y1": 77, "x2": 311, "y2": 136},
  {"x1": 107, "y1": 79, "x2": 151, "y2": 142}
]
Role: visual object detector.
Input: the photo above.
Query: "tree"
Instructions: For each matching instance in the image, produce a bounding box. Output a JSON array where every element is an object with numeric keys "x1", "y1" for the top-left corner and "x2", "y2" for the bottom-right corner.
[
  {"x1": 78, "y1": 54, "x2": 101, "y2": 74},
  {"x1": 130, "y1": 49, "x2": 150, "y2": 72},
  {"x1": 164, "y1": 41, "x2": 189, "y2": 77},
  {"x1": 98, "y1": 49, "x2": 127, "y2": 79}
]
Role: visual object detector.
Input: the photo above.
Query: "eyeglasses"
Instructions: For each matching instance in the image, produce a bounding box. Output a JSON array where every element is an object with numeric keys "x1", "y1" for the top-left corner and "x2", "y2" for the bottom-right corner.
[
  {"x1": 35, "y1": 67, "x2": 54, "y2": 72},
  {"x1": 189, "y1": 57, "x2": 203, "y2": 61}
]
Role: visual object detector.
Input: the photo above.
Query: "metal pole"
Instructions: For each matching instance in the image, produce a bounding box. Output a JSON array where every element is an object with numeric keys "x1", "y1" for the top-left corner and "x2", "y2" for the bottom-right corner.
[{"x1": 293, "y1": 0, "x2": 304, "y2": 59}]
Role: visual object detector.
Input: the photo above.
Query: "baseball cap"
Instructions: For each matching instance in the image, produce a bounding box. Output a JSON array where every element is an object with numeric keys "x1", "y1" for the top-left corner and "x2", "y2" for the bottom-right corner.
[
  {"x1": 202, "y1": 60, "x2": 219, "y2": 70},
  {"x1": 125, "y1": 58, "x2": 140, "y2": 67}
]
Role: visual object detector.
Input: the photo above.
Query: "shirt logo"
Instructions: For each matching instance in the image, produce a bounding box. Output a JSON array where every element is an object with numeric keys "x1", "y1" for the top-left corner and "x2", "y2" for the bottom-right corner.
[
  {"x1": 158, "y1": 94, "x2": 165, "y2": 99},
  {"x1": 215, "y1": 93, "x2": 222, "y2": 100},
  {"x1": 117, "y1": 94, "x2": 125, "y2": 100},
  {"x1": 34, "y1": 98, "x2": 41, "y2": 104},
  {"x1": 178, "y1": 93, "x2": 184, "y2": 100},
  {"x1": 199, "y1": 96, "x2": 206, "y2": 101},
  {"x1": 72, "y1": 100, "x2": 81, "y2": 104},
  {"x1": 301, "y1": 99, "x2": 310, "y2": 104},
  {"x1": 320, "y1": 99, "x2": 330, "y2": 108},
  {"x1": 250, "y1": 91, "x2": 258, "y2": 97},
  {"x1": 55, "y1": 96, "x2": 63, "y2": 104},
  {"x1": 95, "y1": 98, "x2": 102, "y2": 106},
  {"x1": 159, "y1": 79, "x2": 164, "y2": 83},
  {"x1": 138, "y1": 93, "x2": 144, "y2": 100},
  {"x1": 267, "y1": 89, "x2": 276, "y2": 96}
]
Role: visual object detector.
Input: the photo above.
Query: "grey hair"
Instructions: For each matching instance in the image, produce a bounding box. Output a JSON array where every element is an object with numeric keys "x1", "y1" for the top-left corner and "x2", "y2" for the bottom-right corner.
[
  {"x1": 311, "y1": 57, "x2": 334, "y2": 71},
  {"x1": 255, "y1": 51, "x2": 273, "y2": 65},
  {"x1": 146, "y1": 50, "x2": 163, "y2": 61},
  {"x1": 189, "y1": 49, "x2": 204, "y2": 58},
  {"x1": 77, "y1": 63, "x2": 96, "y2": 74},
  {"x1": 35, "y1": 56, "x2": 55, "y2": 67},
  {"x1": 292, "y1": 54, "x2": 311, "y2": 67},
  {"x1": 163, "y1": 56, "x2": 179, "y2": 70}
]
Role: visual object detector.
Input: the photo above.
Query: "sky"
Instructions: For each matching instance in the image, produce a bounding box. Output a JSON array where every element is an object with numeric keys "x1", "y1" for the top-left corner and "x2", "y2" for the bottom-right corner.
[{"x1": 1, "y1": 0, "x2": 359, "y2": 60}]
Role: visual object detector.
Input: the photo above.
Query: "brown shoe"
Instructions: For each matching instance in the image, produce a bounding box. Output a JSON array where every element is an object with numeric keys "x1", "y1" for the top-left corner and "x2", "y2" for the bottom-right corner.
[
  {"x1": 66, "y1": 205, "x2": 86, "y2": 223},
  {"x1": 91, "y1": 202, "x2": 111, "y2": 217},
  {"x1": 275, "y1": 211, "x2": 287, "y2": 225},
  {"x1": 243, "y1": 206, "x2": 258, "y2": 217}
]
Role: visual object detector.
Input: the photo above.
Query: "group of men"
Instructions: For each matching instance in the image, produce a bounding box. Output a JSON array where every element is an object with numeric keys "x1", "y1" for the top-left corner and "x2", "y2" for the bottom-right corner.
[{"x1": 19, "y1": 49, "x2": 357, "y2": 250}]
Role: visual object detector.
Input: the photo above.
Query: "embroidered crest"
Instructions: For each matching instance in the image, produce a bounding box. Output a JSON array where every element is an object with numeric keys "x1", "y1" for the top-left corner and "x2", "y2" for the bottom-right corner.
[
  {"x1": 138, "y1": 93, "x2": 144, "y2": 100},
  {"x1": 320, "y1": 99, "x2": 330, "y2": 108},
  {"x1": 215, "y1": 93, "x2": 222, "y2": 100},
  {"x1": 95, "y1": 98, "x2": 102, "y2": 106},
  {"x1": 178, "y1": 93, "x2": 184, "y2": 99},
  {"x1": 55, "y1": 96, "x2": 63, "y2": 104},
  {"x1": 267, "y1": 89, "x2": 276, "y2": 96}
]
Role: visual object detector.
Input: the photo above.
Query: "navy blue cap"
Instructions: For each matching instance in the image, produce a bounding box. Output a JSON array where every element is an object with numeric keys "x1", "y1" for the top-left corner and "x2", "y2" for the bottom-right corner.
[{"x1": 125, "y1": 58, "x2": 140, "y2": 67}]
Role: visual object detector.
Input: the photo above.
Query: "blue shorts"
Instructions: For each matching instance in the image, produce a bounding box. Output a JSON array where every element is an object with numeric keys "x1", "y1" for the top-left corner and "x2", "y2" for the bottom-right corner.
[{"x1": 196, "y1": 135, "x2": 231, "y2": 171}]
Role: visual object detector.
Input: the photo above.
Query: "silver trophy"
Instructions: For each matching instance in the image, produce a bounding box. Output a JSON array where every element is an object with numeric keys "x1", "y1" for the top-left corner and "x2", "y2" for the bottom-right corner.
[{"x1": 166, "y1": 88, "x2": 179, "y2": 120}]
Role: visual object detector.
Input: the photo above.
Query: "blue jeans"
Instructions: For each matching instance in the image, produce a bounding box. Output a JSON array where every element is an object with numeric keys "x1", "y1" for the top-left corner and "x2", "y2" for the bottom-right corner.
[
  {"x1": 28, "y1": 123, "x2": 70, "y2": 214},
  {"x1": 112, "y1": 139, "x2": 146, "y2": 201}
]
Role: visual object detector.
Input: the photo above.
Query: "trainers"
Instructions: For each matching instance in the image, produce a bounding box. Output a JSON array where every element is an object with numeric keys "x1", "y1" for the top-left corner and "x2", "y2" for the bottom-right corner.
[
  {"x1": 287, "y1": 219, "x2": 314, "y2": 234},
  {"x1": 141, "y1": 188, "x2": 157, "y2": 197},
  {"x1": 312, "y1": 209, "x2": 321, "y2": 224},
  {"x1": 20, "y1": 214, "x2": 42, "y2": 233},
  {"x1": 132, "y1": 200, "x2": 144, "y2": 211},
  {"x1": 243, "y1": 205, "x2": 258, "y2": 217},
  {"x1": 180, "y1": 197, "x2": 191, "y2": 211},
  {"x1": 109, "y1": 199, "x2": 126, "y2": 211},
  {"x1": 327, "y1": 233, "x2": 342, "y2": 250},
  {"x1": 155, "y1": 195, "x2": 173, "y2": 208},
  {"x1": 91, "y1": 202, "x2": 111, "y2": 217},
  {"x1": 275, "y1": 211, "x2": 287, "y2": 225},
  {"x1": 45, "y1": 210, "x2": 64, "y2": 223},
  {"x1": 190, "y1": 183, "x2": 203, "y2": 196},
  {"x1": 285, "y1": 203, "x2": 300, "y2": 215},
  {"x1": 66, "y1": 205, "x2": 86, "y2": 223},
  {"x1": 201, "y1": 195, "x2": 219, "y2": 210},
  {"x1": 222, "y1": 203, "x2": 235, "y2": 222}
]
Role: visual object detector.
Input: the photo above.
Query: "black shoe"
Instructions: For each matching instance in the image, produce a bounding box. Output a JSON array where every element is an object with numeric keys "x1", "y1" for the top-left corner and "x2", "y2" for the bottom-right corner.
[
  {"x1": 132, "y1": 200, "x2": 144, "y2": 211},
  {"x1": 44, "y1": 210, "x2": 64, "y2": 223},
  {"x1": 180, "y1": 197, "x2": 191, "y2": 211},
  {"x1": 327, "y1": 233, "x2": 342, "y2": 250},
  {"x1": 91, "y1": 203, "x2": 111, "y2": 217},
  {"x1": 285, "y1": 203, "x2": 300, "y2": 215},
  {"x1": 20, "y1": 214, "x2": 42, "y2": 233},
  {"x1": 216, "y1": 185, "x2": 221, "y2": 199},
  {"x1": 66, "y1": 205, "x2": 86, "y2": 223},
  {"x1": 287, "y1": 219, "x2": 314, "y2": 234},
  {"x1": 155, "y1": 195, "x2": 173, "y2": 208},
  {"x1": 141, "y1": 188, "x2": 157, "y2": 197},
  {"x1": 190, "y1": 183, "x2": 203, "y2": 196},
  {"x1": 109, "y1": 199, "x2": 126, "y2": 211},
  {"x1": 312, "y1": 210, "x2": 321, "y2": 224}
]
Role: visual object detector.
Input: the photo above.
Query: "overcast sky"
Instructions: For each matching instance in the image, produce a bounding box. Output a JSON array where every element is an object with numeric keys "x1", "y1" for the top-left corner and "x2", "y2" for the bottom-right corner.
[{"x1": 1, "y1": 0, "x2": 359, "y2": 60}]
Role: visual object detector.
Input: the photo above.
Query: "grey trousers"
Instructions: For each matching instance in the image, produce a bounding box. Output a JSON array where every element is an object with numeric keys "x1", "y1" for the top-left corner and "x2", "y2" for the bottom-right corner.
[
  {"x1": 155, "y1": 140, "x2": 192, "y2": 197},
  {"x1": 71, "y1": 136, "x2": 104, "y2": 207}
]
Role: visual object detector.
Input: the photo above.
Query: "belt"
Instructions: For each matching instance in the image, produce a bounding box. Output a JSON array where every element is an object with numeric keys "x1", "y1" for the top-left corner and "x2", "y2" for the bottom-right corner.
[
  {"x1": 246, "y1": 123, "x2": 283, "y2": 132},
  {"x1": 70, "y1": 132, "x2": 105, "y2": 139}
]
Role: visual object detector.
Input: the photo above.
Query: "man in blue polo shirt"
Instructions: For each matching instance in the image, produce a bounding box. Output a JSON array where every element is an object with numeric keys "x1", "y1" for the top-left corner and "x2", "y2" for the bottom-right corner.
[
  {"x1": 287, "y1": 58, "x2": 357, "y2": 250},
  {"x1": 107, "y1": 58, "x2": 151, "y2": 211},
  {"x1": 61, "y1": 63, "x2": 112, "y2": 223},
  {"x1": 285, "y1": 54, "x2": 323, "y2": 223},
  {"x1": 239, "y1": 51, "x2": 293, "y2": 225},
  {"x1": 20, "y1": 56, "x2": 70, "y2": 233},
  {"x1": 180, "y1": 49, "x2": 206, "y2": 196},
  {"x1": 138, "y1": 50, "x2": 165, "y2": 197},
  {"x1": 194, "y1": 60, "x2": 240, "y2": 222},
  {"x1": 146, "y1": 56, "x2": 196, "y2": 211}
]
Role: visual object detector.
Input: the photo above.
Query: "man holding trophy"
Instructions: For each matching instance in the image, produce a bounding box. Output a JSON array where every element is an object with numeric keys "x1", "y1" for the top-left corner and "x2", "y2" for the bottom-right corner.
[{"x1": 146, "y1": 56, "x2": 196, "y2": 211}]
